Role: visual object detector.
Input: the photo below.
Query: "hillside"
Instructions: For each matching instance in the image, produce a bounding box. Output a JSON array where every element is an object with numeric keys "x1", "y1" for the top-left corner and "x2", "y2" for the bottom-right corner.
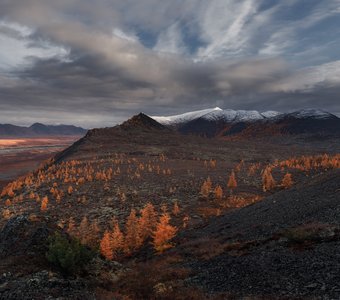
[
  {"x1": 0, "y1": 113, "x2": 339, "y2": 299},
  {"x1": 175, "y1": 169, "x2": 340, "y2": 298}
]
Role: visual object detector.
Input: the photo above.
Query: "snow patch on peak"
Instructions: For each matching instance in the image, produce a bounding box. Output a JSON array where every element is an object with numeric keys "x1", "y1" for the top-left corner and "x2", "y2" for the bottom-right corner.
[
  {"x1": 201, "y1": 109, "x2": 237, "y2": 121},
  {"x1": 234, "y1": 110, "x2": 264, "y2": 122},
  {"x1": 261, "y1": 111, "x2": 282, "y2": 118},
  {"x1": 151, "y1": 108, "x2": 222, "y2": 125}
]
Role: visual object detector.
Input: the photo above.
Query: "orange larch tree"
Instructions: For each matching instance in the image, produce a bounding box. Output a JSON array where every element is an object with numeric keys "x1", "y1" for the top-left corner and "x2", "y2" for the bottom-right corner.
[
  {"x1": 111, "y1": 222, "x2": 124, "y2": 259},
  {"x1": 227, "y1": 170, "x2": 237, "y2": 193},
  {"x1": 214, "y1": 185, "x2": 223, "y2": 200},
  {"x1": 40, "y1": 196, "x2": 48, "y2": 211},
  {"x1": 172, "y1": 202, "x2": 180, "y2": 216},
  {"x1": 100, "y1": 230, "x2": 113, "y2": 260},
  {"x1": 152, "y1": 213, "x2": 177, "y2": 254},
  {"x1": 124, "y1": 209, "x2": 142, "y2": 254},
  {"x1": 281, "y1": 172, "x2": 293, "y2": 188},
  {"x1": 139, "y1": 203, "x2": 157, "y2": 241},
  {"x1": 67, "y1": 185, "x2": 73, "y2": 195},
  {"x1": 200, "y1": 177, "x2": 212, "y2": 197},
  {"x1": 262, "y1": 167, "x2": 276, "y2": 192}
]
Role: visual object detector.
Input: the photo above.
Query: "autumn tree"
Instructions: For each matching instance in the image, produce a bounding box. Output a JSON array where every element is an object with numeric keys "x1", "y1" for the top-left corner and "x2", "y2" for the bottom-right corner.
[
  {"x1": 281, "y1": 172, "x2": 293, "y2": 188},
  {"x1": 139, "y1": 203, "x2": 157, "y2": 241},
  {"x1": 111, "y1": 222, "x2": 124, "y2": 259},
  {"x1": 210, "y1": 159, "x2": 216, "y2": 168},
  {"x1": 200, "y1": 177, "x2": 212, "y2": 197},
  {"x1": 41, "y1": 196, "x2": 49, "y2": 211},
  {"x1": 227, "y1": 170, "x2": 237, "y2": 193},
  {"x1": 100, "y1": 230, "x2": 113, "y2": 260},
  {"x1": 68, "y1": 185, "x2": 73, "y2": 195},
  {"x1": 214, "y1": 185, "x2": 223, "y2": 200},
  {"x1": 262, "y1": 167, "x2": 276, "y2": 192},
  {"x1": 172, "y1": 202, "x2": 180, "y2": 216},
  {"x1": 124, "y1": 209, "x2": 142, "y2": 254},
  {"x1": 152, "y1": 213, "x2": 177, "y2": 253}
]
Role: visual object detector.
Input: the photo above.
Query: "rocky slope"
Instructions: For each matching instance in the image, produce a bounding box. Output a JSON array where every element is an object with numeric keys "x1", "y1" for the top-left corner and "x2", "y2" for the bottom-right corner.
[{"x1": 174, "y1": 169, "x2": 340, "y2": 299}]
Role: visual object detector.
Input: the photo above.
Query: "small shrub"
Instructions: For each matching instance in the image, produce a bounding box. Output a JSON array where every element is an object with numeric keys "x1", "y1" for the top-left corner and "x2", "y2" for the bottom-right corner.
[{"x1": 46, "y1": 232, "x2": 94, "y2": 274}]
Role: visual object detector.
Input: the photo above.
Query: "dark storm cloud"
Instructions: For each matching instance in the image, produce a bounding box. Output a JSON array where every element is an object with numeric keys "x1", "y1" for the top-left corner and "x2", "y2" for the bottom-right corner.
[{"x1": 0, "y1": 0, "x2": 340, "y2": 126}]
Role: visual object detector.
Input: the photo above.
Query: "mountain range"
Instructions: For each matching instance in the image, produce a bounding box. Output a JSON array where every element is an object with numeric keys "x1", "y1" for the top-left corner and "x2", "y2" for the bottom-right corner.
[
  {"x1": 0, "y1": 123, "x2": 87, "y2": 137},
  {"x1": 151, "y1": 107, "x2": 340, "y2": 137},
  {"x1": 2, "y1": 107, "x2": 339, "y2": 139}
]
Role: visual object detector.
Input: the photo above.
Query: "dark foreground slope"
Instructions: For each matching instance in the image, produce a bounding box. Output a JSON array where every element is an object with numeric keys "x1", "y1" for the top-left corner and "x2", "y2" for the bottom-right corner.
[{"x1": 174, "y1": 170, "x2": 340, "y2": 299}]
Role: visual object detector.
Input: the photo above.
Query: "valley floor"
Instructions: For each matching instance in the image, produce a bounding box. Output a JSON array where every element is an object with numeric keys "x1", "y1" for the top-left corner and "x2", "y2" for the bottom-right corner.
[{"x1": 0, "y1": 137, "x2": 82, "y2": 190}]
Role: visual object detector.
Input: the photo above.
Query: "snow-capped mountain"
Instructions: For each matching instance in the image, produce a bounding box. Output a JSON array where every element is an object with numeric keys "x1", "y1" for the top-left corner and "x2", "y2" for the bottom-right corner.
[
  {"x1": 149, "y1": 108, "x2": 339, "y2": 138},
  {"x1": 151, "y1": 107, "x2": 223, "y2": 125},
  {"x1": 151, "y1": 107, "x2": 336, "y2": 125}
]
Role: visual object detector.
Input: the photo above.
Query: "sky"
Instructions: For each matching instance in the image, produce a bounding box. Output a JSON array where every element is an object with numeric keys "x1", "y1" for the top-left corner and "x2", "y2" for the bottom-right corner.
[{"x1": 0, "y1": 0, "x2": 340, "y2": 128}]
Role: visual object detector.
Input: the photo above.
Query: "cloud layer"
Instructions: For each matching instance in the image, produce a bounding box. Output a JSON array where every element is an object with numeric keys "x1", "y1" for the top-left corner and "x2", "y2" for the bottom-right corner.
[{"x1": 0, "y1": 0, "x2": 340, "y2": 127}]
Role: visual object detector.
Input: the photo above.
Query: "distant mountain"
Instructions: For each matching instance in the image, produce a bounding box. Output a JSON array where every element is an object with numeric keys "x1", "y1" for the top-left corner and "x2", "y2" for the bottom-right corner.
[
  {"x1": 0, "y1": 123, "x2": 87, "y2": 137},
  {"x1": 151, "y1": 108, "x2": 340, "y2": 138}
]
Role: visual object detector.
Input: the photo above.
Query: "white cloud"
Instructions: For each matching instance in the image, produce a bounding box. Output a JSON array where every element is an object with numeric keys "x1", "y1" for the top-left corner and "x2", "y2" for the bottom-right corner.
[
  {"x1": 154, "y1": 22, "x2": 187, "y2": 55},
  {"x1": 112, "y1": 28, "x2": 138, "y2": 43},
  {"x1": 259, "y1": 0, "x2": 340, "y2": 56},
  {"x1": 0, "y1": 20, "x2": 68, "y2": 70},
  {"x1": 263, "y1": 60, "x2": 340, "y2": 93},
  {"x1": 196, "y1": 0, "x2": 260, "y2": 59}
]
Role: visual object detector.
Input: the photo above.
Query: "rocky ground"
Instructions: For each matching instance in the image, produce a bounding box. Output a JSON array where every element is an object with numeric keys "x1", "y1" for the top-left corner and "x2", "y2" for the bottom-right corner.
[{"x1": 174, "y1": 170, "x2": 340, "y2": 299}]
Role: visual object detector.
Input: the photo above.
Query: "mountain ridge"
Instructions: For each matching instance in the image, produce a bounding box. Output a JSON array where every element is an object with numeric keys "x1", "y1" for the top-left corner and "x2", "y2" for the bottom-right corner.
[
  {"x1": 150, "y1": 107, "x2": 340, "y2": 138},
  {"x1": 0, "y1": 123, "x2": 87, "y2": 137},
  {"x1": 152, "y1": 107, "x2": 338, "y2": 125}
]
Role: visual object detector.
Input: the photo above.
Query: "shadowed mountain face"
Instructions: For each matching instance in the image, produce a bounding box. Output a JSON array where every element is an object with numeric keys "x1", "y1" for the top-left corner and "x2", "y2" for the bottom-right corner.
[
  {"x1": 0, "y1": 123, "x2": 87, "y2": 137},
  {"x1": 151, "y1": 108, "x2": 340, "y2": 138},
  {"x1": 120, "y1": 113, "x2": 168, "y2": 131}
]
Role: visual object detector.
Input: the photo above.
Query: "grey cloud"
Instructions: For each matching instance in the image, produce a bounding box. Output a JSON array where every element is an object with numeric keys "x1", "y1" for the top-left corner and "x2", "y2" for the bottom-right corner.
[{"x1": 0, "y1": 0, "x2": 339, "y2": 127}]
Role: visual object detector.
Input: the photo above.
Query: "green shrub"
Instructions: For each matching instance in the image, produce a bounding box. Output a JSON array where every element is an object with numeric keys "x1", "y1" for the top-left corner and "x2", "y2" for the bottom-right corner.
[{"x1": 46, "y1": 232, "x2": 94, "y2": 274}]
